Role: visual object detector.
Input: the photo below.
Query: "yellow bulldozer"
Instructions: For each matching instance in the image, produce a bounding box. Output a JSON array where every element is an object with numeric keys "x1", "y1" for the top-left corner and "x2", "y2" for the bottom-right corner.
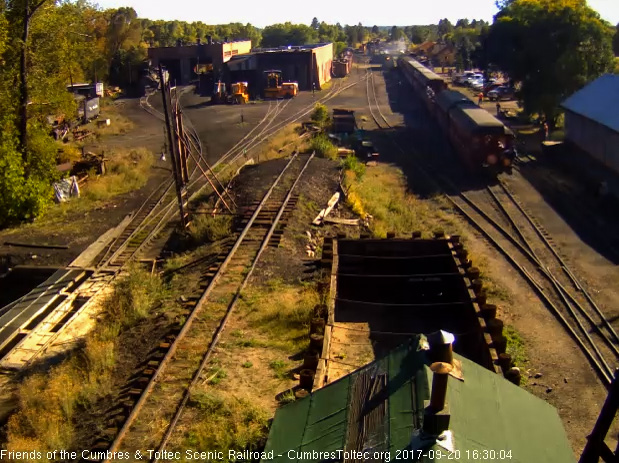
[
  {"x1": 211, "y1": 80, "x2": 250, "y2": 104},
  {"x1": 230, "y1": 82, "x2": 249, "y2": 104},
  {"x1": 264, "y1": 70, "x2": 298, "y2": 99}
]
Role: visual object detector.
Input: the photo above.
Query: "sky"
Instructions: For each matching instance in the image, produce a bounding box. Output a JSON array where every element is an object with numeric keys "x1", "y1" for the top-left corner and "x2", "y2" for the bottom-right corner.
[{"x1": 93, "y1": 0, "x2": 619, "y2": 27}]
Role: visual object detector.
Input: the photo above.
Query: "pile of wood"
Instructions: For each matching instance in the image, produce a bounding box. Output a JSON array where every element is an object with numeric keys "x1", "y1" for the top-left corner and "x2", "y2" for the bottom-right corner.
[{"x1": 72, "y1": 129, "x2": 93, "y2": 142}]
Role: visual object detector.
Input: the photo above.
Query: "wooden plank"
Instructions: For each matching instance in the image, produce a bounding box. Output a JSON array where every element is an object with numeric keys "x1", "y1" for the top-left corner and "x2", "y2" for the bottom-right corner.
[
  {"x1": 322, "y1": 217, "x2": 359, "y2": 226},
  {"x1": 313, "y1": 192, "x2": 341, "y2": 225}
]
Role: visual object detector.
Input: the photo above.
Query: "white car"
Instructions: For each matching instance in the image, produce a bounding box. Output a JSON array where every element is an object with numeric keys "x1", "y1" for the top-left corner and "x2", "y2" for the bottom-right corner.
[
  {"x1": 470, "y1": 78, "x2": 486, "y2": 90},
  {"x1": 466, "y1": 73, "x2": 484, "y2": 86}
]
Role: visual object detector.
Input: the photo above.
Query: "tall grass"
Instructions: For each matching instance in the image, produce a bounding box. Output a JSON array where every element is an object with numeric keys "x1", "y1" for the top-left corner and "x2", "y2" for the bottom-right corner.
[
  {"x1": 5, "y1": 266, "x2": 167, "y2": 457},
  {"x1": 240, "y1": 279, "x2": 319, "y2": 352},
  {"x1": 83, "y1": 147, "x2": 153, "y2": 201},
  {"x1": 180, "y1": 392, "x2": 269, "y2": 463},
  {"x1": 342, "y1": 163, "x2": 457, "y2": 237},
  {"x1": 188, "y1": 214, "x2": 232, "y2": 244},
  {"x1": 310, "y1": 133, "x2": 338, "y2": 160}
]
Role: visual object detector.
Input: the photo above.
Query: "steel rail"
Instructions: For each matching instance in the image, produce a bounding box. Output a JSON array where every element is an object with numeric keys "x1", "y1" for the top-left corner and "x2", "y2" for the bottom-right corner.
[
  {"x1": 367, "y1": 65, "x2": 616, "y2": 385},
  {"x1": 495, "y1": 180, "x2": 619, "y2": 345},
  {"x1": 485, "y1": 184, "x2": 619, "y2": 358},
  {"x1": 152, "y1": 152, "x2": 315, "y2": 461},
  {"x1": 103, "y1": 152, "x2": 302, "y2": 461}
]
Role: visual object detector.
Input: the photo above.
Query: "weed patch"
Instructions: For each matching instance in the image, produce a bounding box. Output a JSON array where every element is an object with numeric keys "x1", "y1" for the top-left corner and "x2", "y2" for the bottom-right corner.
[
  {"x1": 310, "y1": 133, "x2": 338, "y2": 160},
  {"x1": 240, "y1": 282, "x2": 319, "y2": 352},
  {"x1": 83, "y1": 147, "x2": 153, "y2": 201},
  {"x1": 180, "y1": 392, "x2": 269, "y2": 462},
  {"x1": 504, "y1": 325, "x2": 529, "y2": 372},
  {"x1": 269, "y1": 360, "x2": 288, "y2": 379},
  {"x1": 342, "y1": 163, "x2": 459, "y2": 237},
  {"x1": 188, "y1": 214, "x2": 232, "y2": 245}
]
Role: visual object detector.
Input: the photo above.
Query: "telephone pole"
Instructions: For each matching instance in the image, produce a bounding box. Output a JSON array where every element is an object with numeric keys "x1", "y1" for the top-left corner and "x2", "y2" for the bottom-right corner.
[{"x1": 159, "y1": 65, "x2": 190, "y2": 228}]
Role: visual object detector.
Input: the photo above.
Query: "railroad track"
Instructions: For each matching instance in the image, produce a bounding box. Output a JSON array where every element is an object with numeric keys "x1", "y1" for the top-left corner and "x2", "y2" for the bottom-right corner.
[
  {"x1": 89, "y1": 152, "x2": 314, "y2": 462},
  {"x1": 452, "y1": 181, "x2": 619, "y2": 385},
  {"x1": 366, "y1": 65, "x2": 618, "y2": 386}
]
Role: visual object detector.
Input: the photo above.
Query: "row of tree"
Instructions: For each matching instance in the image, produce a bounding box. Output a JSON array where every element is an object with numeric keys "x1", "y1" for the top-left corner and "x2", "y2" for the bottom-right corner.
[{"x1": 1, "y1": 0, "x2": 618, "y2": 225}]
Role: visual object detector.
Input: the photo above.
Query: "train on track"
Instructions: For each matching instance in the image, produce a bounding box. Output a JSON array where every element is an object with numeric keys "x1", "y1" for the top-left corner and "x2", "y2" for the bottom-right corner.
[{"x1": 398, "y1": 56, "x2": 516, "y2": 173}]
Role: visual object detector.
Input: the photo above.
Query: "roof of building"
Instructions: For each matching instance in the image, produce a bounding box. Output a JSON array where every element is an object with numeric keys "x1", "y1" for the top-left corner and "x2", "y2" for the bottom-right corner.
[
  {"x1": 561, "y1": 74, "x2": 619, "y2": 134},
  {"x1": 262, "y1": 337, "x2": 575, "y2": 463},
  {"x1": 415, "y1": 41, "x2": 436, "y2": 54},
  {"x1": 253, "y1": 43, "x2": 332, "y2": 53}
]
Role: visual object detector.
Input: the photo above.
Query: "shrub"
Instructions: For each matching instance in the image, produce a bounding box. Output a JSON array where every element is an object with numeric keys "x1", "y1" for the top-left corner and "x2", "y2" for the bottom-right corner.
[
  {"x1": 310, "y1": 133, "x2": 337, "y2": 160},
  {"x1": 340, "y1": 154, "x2": 365, "y2": 180},
  {"x1": 188, "y1": 214, "x2": 232, "y2": 244},
  {"x1": 310, "y1": 103, "x2": 329, "y2": 127}
]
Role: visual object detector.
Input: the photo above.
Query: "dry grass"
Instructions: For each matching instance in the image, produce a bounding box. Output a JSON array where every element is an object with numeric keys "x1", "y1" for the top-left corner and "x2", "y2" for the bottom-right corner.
[
  {"x1": 188, "y1": 214, "x2": 233, "y2": 245},
  {"x1": 5, "y1": 266, "x2": 168, "y2": 456},
  {"x1": 178, "y1": 391, "x2": 269, "y2": 463},
  {"x1": 239, "y1": 279, "x2": 319, "y2": 352},
  {"x1": 343, "y1": 162, "x2": 460, "y2": 238},
  {"x1": 165, "y1": 280, "x2": 320, "y2": 458},
  {"x1": 83, "y1": 147, "x2": 153, "y2": 201},
  {"x1": 252, "y1": 123, "x2": 310, "y2": 163},
  {"x1": 90, "y1": 104, "x2": 135, "y2": 137}
]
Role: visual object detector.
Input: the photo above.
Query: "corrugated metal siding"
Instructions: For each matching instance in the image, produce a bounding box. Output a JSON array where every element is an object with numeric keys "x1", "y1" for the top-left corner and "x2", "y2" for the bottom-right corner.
[{"x1": 565, "y1": 110, "x2": 619, "y2": 176}]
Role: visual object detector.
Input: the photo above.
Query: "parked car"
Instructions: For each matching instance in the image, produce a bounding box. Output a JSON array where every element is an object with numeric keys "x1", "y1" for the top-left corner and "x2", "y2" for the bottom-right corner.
[
  {"x1": 487, "y1": 86, "x2": 515, "y2": 101},
  {"x1": 465, "y1": 73, "x2": 484, "y2": 86},
  {"x1": 454, "y1": 71, "x2": 475, "y2": 85},
  {"x1": 483, "y1": 82, "x2": 503, "y2": 96},
  {"x1": 470, "y1": 78, "x2": 486, "y2": 90}
]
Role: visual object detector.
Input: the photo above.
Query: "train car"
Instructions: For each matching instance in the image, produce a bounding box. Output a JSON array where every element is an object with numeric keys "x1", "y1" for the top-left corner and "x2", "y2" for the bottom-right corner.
[
  {"x1": 398, "y1": 56, "x2": 447, "y2": 110},
  {"x1": 436, "y1": 90, "x2": 515, "y2": 171}
]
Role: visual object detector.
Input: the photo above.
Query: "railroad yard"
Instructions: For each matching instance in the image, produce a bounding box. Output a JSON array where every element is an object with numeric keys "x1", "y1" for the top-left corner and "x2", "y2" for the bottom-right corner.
[{"x1": 0, "y1": 52, "x2": 618, "y2": 462}]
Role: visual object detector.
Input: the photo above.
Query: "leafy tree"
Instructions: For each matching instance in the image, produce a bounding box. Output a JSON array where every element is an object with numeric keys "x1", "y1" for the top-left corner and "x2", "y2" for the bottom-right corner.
[
  {"x1": 390, "y1": 26, "x2": 405, "y2": 41},
  {"x1": 486, "y1": 0, "x2": 614, "y2": 125},
  {"x1": 371, "y1": 25, "x2": 379, "y2": 35},
  {"x1": 406, "y1": 25, "x2": 437, "y2": 43},
  {"x1": 261, "y1": 23, "x2": 317, "y2": 47},
  {"x1": 455, "y1": 19, "x2": 470, "y2": 29},
  {"x1": 613, "y1": 22, "x2": 619, "y2": 55},
  {"x1": 311, "y1": 17, "x2": 319, "y2": 30},
  {"x1": 437, "y1": 18, "x2": 453, "y2": 38}
]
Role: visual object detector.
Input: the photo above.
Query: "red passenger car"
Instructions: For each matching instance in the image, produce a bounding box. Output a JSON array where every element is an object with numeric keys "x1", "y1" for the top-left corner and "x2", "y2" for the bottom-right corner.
[{"x1": 436, "y1": 90, "x2": 515, "y2": 172}]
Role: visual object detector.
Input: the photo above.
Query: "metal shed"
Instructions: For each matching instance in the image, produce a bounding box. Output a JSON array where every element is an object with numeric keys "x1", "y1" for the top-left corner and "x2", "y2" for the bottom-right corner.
[
  {"x1": 561, "y1": 74, "x2": 619, "y2": 176},
  {"x1": 262, "y1": 338, "x2": 576, "y2": 463}
]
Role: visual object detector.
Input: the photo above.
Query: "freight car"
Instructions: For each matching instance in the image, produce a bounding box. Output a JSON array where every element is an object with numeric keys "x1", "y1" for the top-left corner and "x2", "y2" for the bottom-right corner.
[
  {"x1": 332, "y1": 48, "x2": 354, "y2": 78},
  {"x1": 435, "y1": 90, "x2": 515, "y2": 171},
  {"x1": 398, "y1": 57, "x2": 515, "y2": 173},
  {"x1": 398, "y1": 56, "x2": 447, "y2": 110}
]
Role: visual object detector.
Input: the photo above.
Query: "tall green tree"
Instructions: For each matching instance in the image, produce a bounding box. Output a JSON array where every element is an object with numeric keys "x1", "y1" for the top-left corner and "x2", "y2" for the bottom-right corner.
[
  {"x1": 261, "y1": 23, "x2": 317, "y2": 47},
  {"x1": 613, "y1": 22, "x2": 619, "y2": 55},
  {"x1": 486, "y1": 0, "x2": 614, "y2": 125},
  {"x1": 437, "y1": 18, "x2": 453, "y2": 38},
  {"x1": 390, "y1": 26, "x2": 404, "y2": 41},
  {"x1": 310, "y1": 17, "x2": 319, "y2": 30}
]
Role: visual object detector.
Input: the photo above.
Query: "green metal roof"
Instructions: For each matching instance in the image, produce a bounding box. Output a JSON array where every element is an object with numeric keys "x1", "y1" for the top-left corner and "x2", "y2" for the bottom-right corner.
[{"x1": 262, "y1": 337, "x2": 575, "y2": 463}]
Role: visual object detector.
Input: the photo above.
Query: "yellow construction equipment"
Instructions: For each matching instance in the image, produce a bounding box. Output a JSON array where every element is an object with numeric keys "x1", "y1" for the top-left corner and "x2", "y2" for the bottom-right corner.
[
  {"x1": 264, "y1": 70, "x2": 298, "y2": 99},
  {"x1": 230, "y1": 81, "x2": 249, "y2": 104}
]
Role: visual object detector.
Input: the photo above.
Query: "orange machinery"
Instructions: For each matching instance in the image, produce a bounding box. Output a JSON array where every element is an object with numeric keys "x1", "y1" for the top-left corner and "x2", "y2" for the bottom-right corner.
[{"x1": 264, "y1": 70, "x2": 298, "y2": 99}]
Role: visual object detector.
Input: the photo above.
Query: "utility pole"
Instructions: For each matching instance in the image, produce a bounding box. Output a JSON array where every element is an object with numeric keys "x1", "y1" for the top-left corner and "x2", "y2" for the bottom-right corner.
[{"x1": 159, "y1": 64, "x2": 190, "y2": 228}]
